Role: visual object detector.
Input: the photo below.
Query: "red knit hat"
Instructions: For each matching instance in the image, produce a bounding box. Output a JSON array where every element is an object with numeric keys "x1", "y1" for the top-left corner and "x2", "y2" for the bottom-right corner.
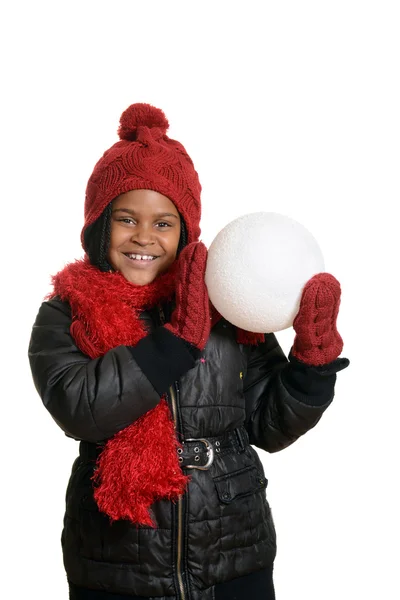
[{"x1": 81, "y1": 103, "x2": 202, "y2": 247}]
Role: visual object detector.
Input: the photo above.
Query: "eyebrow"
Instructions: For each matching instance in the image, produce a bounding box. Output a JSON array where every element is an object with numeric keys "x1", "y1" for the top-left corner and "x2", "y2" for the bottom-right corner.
[{"x1": 112, "y1": 208, "x2": 179, "y2": 219}]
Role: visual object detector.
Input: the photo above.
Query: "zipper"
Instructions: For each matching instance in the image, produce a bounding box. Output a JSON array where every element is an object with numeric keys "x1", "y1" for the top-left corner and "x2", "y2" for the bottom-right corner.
[
  {"x1": 158, "y1": 305, "x2": 187, "y2": 600},
  {"x1": 170, "y1": 384, "x2": 186, "y2": 600}
]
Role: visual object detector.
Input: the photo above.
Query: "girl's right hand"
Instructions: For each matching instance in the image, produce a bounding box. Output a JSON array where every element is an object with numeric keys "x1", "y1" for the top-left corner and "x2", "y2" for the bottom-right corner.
[{"x1": 165, "y1": 242, "x2": 211, "y2": 350}]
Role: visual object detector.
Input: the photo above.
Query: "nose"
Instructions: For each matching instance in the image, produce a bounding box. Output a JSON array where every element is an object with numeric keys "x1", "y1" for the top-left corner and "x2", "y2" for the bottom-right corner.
[{"x1": 131, "y1": 223, "x2": 156, "y2": 247}]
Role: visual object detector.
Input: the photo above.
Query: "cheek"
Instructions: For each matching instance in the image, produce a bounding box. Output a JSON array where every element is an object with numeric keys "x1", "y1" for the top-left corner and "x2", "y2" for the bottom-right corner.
[
  {"x1": 109, "y1": 226, "x2": 127, "y2": 250},
  {"x1": 168, "y1": 232, "x2": 181, "y2": 257}
]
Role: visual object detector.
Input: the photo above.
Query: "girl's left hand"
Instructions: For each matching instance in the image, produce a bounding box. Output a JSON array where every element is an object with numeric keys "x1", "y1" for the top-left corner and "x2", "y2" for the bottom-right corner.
[{"x1": 291, "y1": 273, "x2": 344, "y2": 366}]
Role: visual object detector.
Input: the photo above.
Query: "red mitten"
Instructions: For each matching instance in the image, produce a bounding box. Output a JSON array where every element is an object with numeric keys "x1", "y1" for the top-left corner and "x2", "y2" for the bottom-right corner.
[
  {"x1": 291, "y1": 273, "x2": 344, "y2": 366},
  {"x1": 165, "y1": 242, "x2": 211, "y2": 350}
]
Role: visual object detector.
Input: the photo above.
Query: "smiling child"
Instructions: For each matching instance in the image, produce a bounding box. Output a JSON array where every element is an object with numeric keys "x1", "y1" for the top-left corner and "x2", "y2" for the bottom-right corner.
[{"x1": 29, "y1": 102, "x2": 349, "y2": 600}]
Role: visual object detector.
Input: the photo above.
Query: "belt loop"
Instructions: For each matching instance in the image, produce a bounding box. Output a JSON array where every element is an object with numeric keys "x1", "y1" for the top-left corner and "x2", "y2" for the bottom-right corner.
[{"x1": 234, "y1": 426, "x2": 248, "y2": 452}]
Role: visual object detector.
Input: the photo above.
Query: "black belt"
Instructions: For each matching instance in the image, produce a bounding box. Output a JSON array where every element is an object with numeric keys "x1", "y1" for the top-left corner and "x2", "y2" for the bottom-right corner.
[
  {"x1": 178, "y1": 425, "x2": 250, "y2": 470},
  {"x1": 79, "y1": 425, "x2": 250, "y2": 471}
]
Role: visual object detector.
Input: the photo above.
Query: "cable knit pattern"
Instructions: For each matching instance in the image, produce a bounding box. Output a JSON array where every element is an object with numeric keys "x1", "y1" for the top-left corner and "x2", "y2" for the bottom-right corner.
[
  {"x1": 291, "y1": 273, "x2": 343, "y2": 366},
  {"x1": 165, "y1": 242, "x2": 211, "y2": 350}
]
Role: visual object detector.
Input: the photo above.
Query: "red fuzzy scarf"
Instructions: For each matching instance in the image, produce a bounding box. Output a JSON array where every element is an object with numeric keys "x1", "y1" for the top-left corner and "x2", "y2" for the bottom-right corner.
[{"x1": 49, "y1": 257, "x2": 264, "y2": 527}]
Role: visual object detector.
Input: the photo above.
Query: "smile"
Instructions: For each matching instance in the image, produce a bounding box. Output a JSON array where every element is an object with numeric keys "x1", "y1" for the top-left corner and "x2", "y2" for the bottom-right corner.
[
  {"x1": 124, "y1": 253, "x2": 158, "y2": 262},
  {"x1": 123, "y1": 253, "x2": 160, "y2": 268}
]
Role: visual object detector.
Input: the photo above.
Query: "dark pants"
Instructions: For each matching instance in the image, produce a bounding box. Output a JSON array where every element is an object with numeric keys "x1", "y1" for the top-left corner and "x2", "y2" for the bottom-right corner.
[{"x1": 69, "y1": 567, "x2": 275, "y2": 600}]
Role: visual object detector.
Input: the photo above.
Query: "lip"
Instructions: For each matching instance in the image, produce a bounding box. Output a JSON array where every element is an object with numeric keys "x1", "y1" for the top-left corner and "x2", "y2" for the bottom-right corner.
[
  {"x1": 122, "y1": 253, "x2": 160, "y2": 268},
  {"x1": 124, "y1": 251, "x2": 159, "y2": 257}
]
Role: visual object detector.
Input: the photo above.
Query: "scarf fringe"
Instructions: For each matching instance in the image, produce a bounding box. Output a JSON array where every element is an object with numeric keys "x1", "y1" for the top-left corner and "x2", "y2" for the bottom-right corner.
[{"x1": 92, "y1": 400, "x2": 189, "y2": 527}]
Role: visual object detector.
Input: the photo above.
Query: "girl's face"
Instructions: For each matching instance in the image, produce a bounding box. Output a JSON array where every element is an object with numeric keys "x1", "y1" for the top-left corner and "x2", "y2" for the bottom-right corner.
[{"x1": 107, "y1": 189, "x2": 181, "y2": 285}]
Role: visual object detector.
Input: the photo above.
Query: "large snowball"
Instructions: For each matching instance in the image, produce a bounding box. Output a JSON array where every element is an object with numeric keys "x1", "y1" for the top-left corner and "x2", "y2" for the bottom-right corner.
[{"x1": 205, "y1": 212, "x2": 325, "y2": 333}]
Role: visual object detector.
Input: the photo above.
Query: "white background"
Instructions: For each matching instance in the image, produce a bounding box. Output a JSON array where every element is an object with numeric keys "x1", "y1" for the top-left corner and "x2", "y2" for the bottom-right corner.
[{"x1": 2, "y1": 1, "x2": 399, "y2": 598}]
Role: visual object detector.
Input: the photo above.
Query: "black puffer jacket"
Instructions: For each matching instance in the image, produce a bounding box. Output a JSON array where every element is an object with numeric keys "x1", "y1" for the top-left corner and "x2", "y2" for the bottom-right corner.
[{"x1": 29, "y1": 297, "x2": 347, "y2": 600}]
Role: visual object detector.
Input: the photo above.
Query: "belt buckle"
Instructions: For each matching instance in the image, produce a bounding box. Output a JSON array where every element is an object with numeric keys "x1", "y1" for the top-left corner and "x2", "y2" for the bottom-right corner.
[{"x1": 184, "y1": 438, "x2": 214, "y2": 470}]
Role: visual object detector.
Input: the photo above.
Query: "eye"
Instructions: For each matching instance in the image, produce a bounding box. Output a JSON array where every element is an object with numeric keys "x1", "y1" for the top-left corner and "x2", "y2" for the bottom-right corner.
[
  {"x1": 156, "y1": 221, "x2": 172, "y2": 228},
  {"x1": 117, "y1": 217, "x2": 135, "y2": 225}
]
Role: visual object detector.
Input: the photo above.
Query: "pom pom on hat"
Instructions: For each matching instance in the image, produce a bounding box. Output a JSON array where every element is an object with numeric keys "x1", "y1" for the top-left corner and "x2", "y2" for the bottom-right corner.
[{"x1": 118, "y1": 103, "x2": 169, "y2": 141}]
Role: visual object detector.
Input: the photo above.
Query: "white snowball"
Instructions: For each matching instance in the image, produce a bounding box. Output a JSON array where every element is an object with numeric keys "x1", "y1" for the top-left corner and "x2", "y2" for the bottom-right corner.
[{"x1": 205, "y1": 212, "x2": 325, "y2": 333}]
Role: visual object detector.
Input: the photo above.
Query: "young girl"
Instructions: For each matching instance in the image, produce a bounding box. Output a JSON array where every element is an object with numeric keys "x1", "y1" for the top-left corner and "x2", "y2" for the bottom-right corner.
[{"x1": 29, "y1": 102, "x2": 349, "y2": 600}]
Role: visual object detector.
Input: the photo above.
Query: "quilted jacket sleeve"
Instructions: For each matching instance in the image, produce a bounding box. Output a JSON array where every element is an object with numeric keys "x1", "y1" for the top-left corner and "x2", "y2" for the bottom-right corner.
[
  {"x1": 243, "y1": 333, "x2": 349, "y2": 453},
  {"x1": 28, "y1": 298, "x2": 197, "y2": 443}
]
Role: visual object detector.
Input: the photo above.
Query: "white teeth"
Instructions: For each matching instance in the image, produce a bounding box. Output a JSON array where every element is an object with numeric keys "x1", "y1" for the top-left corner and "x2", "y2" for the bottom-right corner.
[{"x1": 126, "y1": 254, "x2": 156, "y2": 261}]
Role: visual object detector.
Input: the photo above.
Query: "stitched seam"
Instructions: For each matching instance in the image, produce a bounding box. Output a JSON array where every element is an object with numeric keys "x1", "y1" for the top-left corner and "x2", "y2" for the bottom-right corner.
[
  {"x1": 221, "y1": 536, "x2": 274, "y2": 553},
  {"x1": 181, "y1": 403, "x2": 243, "y2": 409},
  {"x1": 189, "y1": 505, "x2": 265, "y2": 524}
]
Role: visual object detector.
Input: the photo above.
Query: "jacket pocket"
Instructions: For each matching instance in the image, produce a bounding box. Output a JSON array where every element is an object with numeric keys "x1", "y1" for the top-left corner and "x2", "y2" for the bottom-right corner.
[
  {"x1": 213, "y1": 465, "x2": 268, "y2": 504},
  {"x1": 212, "y1": 464, "x2": 275, "y2": 560}
]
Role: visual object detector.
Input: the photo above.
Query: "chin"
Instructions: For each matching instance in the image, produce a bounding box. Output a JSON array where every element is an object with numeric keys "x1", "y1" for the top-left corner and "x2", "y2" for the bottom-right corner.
[{"x1": 124, "y1": 272, "x2": 157, "y2": 286}]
